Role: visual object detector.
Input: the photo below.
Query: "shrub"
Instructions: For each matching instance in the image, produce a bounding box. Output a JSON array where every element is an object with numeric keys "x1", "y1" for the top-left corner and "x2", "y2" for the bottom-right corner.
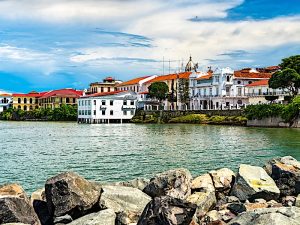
[{"x1": 169, "y1": 114, "x2": 209, "y2": 123}]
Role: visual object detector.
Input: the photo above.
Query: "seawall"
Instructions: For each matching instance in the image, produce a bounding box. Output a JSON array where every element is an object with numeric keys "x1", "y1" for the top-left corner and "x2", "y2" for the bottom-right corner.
[{"x1": 247, "y1": 116, "x2": 300, "y2": 128}]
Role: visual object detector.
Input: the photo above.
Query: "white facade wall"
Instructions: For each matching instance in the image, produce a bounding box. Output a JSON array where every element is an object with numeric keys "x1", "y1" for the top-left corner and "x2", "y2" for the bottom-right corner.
[{"x1": 0, "y1": 95, "x2": 12, "y2": 112}]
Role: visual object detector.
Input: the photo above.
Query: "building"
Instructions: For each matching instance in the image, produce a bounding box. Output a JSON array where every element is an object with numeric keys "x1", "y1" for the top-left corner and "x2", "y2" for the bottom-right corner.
[
  {"x1": 87, "y1": 77, "x2": 122, "y2": 94},
  {"x1": 78, "y1": 91, "x2": 137, "y2": 124},
  {"x1": 0, "y1": 93, "x2": 12, "y2": 112},
  {"x1": 189, "y1": 67, "x2": 277, "y2": 110},
  {"x1": 116, "y1": 75, "x2": 157, "y2": 93},
  {"x1": 12, "y1": 91, "x2": 44, "y2": 111},
  {"x1": 39, "y1": 89, "x2": 83, "y2": 109}
]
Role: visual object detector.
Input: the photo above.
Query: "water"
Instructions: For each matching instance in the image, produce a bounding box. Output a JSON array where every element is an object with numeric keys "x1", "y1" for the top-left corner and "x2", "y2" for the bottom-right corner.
[{"x1": 0, "y1": 121, "x2": 300, "y2": 193}]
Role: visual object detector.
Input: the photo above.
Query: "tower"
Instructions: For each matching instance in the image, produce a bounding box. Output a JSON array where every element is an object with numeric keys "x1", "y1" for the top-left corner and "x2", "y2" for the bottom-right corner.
[{"x1": 185, "y1": 56, "x2": 198, "y2": 72}]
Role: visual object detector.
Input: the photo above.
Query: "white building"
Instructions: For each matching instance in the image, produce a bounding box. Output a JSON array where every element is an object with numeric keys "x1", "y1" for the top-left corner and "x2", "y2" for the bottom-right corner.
[
  {"x1": 77, "y1": 91, "x2": 137, "y2": 124},
  {"x1": 190, "y1": 67, "x2": 276, "y2": 110},
  {"x1": 0, "y1": 93, "x2": 12, "y2": 112}
]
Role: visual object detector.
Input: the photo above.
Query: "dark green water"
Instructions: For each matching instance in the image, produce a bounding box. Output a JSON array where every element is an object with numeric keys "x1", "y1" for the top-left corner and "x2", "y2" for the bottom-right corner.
[{"x1": 0, "y1": 121, "x2": 300, "y2": 193}]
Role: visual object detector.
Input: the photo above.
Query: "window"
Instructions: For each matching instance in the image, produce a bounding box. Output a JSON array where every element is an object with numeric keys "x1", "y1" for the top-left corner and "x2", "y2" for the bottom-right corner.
[
  {"x1": 227, "y1": 76, "x2": 230, "y2": 82},
  {"x1": 204, "y1": 89, "x2": 207, "y2": 96},
  {"x1": 123, "y1": 100, "x2": 127, "y2": 105},
  {"x1": 93, "y1": 110, "x2": 96, "y2": 115},
  {"x1": 101, "y1": 87, "x2": 104, "y2": 92},
  {"x1": 130, "y1": 100, "x2": 134, "y2": 106},
  {"x1": 79, "y1": 101, "x2": 81, "y2": 106},
  {"x1": 110, "y1": 100, "x2": 113, "y2": 106},
  {"x1": 18, "y1": 98, "x2": 21, "y2": 104},
  {"x1": 29, "y1": 106, "x2": 33, "y2": 110},
  {"x1": 102, "y1": 100, "x2": 106, "y2": 105},
  {"x1": 79, "y1": 110, "x2": 81, "y2": 115},
  {"x1": 66, "y1": 98, "x2": 70, "y2": 103},
  {"x1": 24, "y1": 98, "x2": 27, "y2": 104},
  {"x1": 30, "y1": 98, "x2": 33, "y2": 104},
  {"x1": 216, "y1": 88, "x2": 219, "y2": 96},
  {"x1": 85, "y1": 110, "x2": 88, "y2": 115},
  {"x1": 102, "y1": 110, "x2": 105, "y2": 115},
  {"x1": 18, "y1": 105, "x2": 21, "y2": 109},
  {"x1": 209, "y1": 88, "x2": 212, "y2": 96},
  {"x1": 237, "y1": 80, "x2": 241, "y2": 85},
  {"x1": 24, "y1": 105, "x2": 27, "y2": 111},
  {"x1": 131, "y1": 110, "x2": 134, "y2": 115},
  {"x1": 73, "y1": 98, "x2": 76, "y2": 103},
  {"x1": 88, "y1": 100, "x2": 91, "y2": 106},
  {"x1": 248, "y1": 81, "x2": 252, "y2": 84},
  {"x1": 110, "y1": 110, "x2": 113, "y2": 115},
  {"x1": 238, "y1": 88, "x2": 242, "y2": 96},
  {"x1": 123, "y1": 110, "x2": 127, "y2": 116},
  {"x1": 108, "y1": 87, "x2": 111, "y2": 92},
  {"x1": 94, "y1": 100, "x2": 96, "y2": 105}
]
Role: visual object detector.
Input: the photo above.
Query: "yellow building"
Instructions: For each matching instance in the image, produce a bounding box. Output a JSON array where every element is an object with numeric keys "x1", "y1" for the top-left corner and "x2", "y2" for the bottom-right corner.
[
  {"x1": 12, "y1": 91, "x2": 43, "y2": 111},
  {"x1": 87, "y1": 77, "x2": 122, "y2": 94}
]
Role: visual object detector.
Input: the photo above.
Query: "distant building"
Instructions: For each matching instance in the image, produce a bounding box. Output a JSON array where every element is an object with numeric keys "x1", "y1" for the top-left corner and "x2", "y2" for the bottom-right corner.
[
  {"x1": 87, "y1": 77, "x2": 122, "y2": 94},
  {"x1": 12, "y1": 91, "x2": 44, "y2": 111},
  {"x1": 0, "y1": 93, "x2": 12, "y2": 112},
  {"x1": 116, "y1": 75, "x2": 157, "y2": 93},
  {"x1": 78, "y1": 91, "x2": 137, "y2": 124}
]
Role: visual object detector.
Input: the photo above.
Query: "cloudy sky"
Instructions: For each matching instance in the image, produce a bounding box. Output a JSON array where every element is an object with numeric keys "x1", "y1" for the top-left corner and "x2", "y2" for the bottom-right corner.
[{"x1": 0, "y1": 0, "x2": 300, "y2": 93}]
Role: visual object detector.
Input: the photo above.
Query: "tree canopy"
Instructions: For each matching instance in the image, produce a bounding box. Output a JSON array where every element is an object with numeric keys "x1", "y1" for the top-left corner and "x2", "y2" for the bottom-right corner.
[
  {"x1": 269, "y1": 55, "x2": 300, "y2": 96},
  {"x1": 148, "y1": 82, "x2": 169, "y2": 102}
]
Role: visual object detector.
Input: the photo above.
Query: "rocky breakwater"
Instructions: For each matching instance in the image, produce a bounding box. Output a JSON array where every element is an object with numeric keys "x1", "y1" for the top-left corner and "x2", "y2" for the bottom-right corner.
[{"x1": 0, "y1": 156, "x2": 300, "y2": 225}]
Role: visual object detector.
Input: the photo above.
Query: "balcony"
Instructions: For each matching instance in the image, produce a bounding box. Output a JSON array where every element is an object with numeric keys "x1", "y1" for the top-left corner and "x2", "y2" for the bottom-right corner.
[{"x1": 122, "y1": 105, "x2": 136, "y2": 110}]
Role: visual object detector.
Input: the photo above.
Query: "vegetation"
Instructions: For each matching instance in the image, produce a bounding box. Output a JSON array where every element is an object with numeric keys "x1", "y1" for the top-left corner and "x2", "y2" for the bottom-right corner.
[
  {"x1": 148, "y1": 82, "x2": 169, "y2": 102},
  {"x1": 269, "y1": 55, "x2": 300, "y2": 97},
  {"x1": 177, "y1": 78, "x2": 190, "y2": 109},
  {"x1": 0, "y1": 105, "x2": 78, "y2": 121},
  {"x1": 169, "y1": 114, "x2": 209, "y2": 124},
  {"x1": 245, "y1": 96, "x2": 300, "y2": 123}
]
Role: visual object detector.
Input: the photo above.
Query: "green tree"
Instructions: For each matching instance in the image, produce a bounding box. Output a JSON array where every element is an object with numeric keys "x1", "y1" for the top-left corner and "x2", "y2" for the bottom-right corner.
[
  {"x1": 269, "y1": 55, "x2": 300, "y2": 97},
  {"x1": 178, "y1": 78, "x2": 190, "y2": 110},
  {"x1": 148, "y1": 82, "x2": 169, "y2": 102}
]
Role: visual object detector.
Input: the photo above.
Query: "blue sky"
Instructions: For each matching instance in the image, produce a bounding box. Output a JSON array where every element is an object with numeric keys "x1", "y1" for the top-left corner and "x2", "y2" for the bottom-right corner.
[{"x1": 0, "y1": 0, "x2": 299, "y2": 93}]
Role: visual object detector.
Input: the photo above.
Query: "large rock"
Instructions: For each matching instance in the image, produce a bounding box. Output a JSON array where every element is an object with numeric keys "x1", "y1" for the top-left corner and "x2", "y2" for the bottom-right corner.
[
  {"x1": 143, "y1": 168, "x2": 192, "y2": 200},
  {"x1": 191, "y1": 173, "x2": 215, "y2": 193},
  {"x1": 99, "y1": 185, "x2": 151, "y2": 224},
  {"x1": 187, "y1": 191, "x2": 216, "y2": 218},
  {"x1": 228, "y1": 207, "x2": 300, "y2": 225},
  {"x1": 111, "y1": 178, "x2": 150, "y2": 191},
  {"x1": 0, "y1": 184, "x2": 41, "y2": 225},
  {"x1": 137, "y1": 196, "x2": 197, "y2": 225},
  {"x1": 264, "y1": 156, "x2": 300, "y2": 196},
  {"x1": 31, "y1": 188, "x2": 52, "y2": 225},
  {"x1": 209, "y1": 168, "x2": 235, "y2": 199},
  {"x1": 45, "y1": 172, "x2": 101, "y2": 219},
  {"x1": 67, "y1": 209, "x2": 116, "y2": 225},
  {"x1": 231, "y1": 164, "x2": 280, "y2": 201}
]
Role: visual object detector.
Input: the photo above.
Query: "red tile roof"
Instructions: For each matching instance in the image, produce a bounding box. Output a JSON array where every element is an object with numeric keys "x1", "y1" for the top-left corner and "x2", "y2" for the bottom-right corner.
[
  {"x1": 84, "y1": 90, "x2": 125, "y2": 98},
  {"x1": 246, "y1": 79, "x2": 269, "y2": 87},
  {"x1": 145, "y1": 72, "x2": 191, "y2": 84},
  {"x1": 0, "y1": 93, "x2": 12, "y2": 97},
  {"x1": 39, "y1": 89, "x2": 83, "y2": 99},
  {"x1": 139, "y1": 91, "x2": 149, "y2": 94},
  {"x1": 117, "y1": 76, "x2": 151, "y2": 87},
  {"x1": 195, "y1": 72, "x2": 213, "y2": 81},
  {"x1": 13, "y1": 93, "x2": 44, "y2": 98},
  {"x1": 234, "y1": 69, "x2": 272, "y2": 79}
]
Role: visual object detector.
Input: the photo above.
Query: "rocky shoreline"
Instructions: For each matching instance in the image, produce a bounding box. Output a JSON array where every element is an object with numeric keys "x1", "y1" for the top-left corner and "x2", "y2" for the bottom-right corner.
[{"x1": 1, "y1": 156, "x2": 300, "y2": 225}]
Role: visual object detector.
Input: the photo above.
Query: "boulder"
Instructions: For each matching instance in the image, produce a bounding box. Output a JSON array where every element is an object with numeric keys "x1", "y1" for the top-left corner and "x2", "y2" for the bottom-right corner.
[
  {"x1": 31, "y1": 188, "x2": 51, "y2": 225},
  {"x1": 191, "y1": 173, "x2": 215, "y2": 193},
  {"x1": 227, "y1": 203, "x2": 246, "y2": 215},
  {"x1": 209, "y1": 168, "x2": 235, "y2": 198},
  {"x1": 99, "y1": 185, "x2": 151, "y2": 224},
  {"x1": 137, "y1": 196, "x2": 197, "y2": 225},
  {"x1": 218, "y1": 209, "x2": 236, "y2": 223},
  {"x1": 282, "y1": 196, "x2": 296, "y2": 206},
  {"x1": 67, "y1": 209, "x2": 116, "y2": 225},
  {"x1": 231, "y1": 164, "x2": 280, "y2": 201},
  {"x1": 45, "y1": 172, "x2": 101, "y2": 219},
  {"x1": 31, "y1": 189, "x2": 46, "y2": 205},
  {"x1": 112, "y1": 178, "x2": 150, "y2": 191},
  {"x1": 201, "y1": 210, "x2": 221, "y2": 223},
  {"x1": 187, "y1": 191, "x2": 216, "y2": 218},
  {"x1": 0, "y1": 184, "x2": 41, "y2": 225},
  {"x1": 143, "y1": 168, "x2": 192, "y2": 200},
  {"x1": 228, "y1": 207, "x2": 300, "y2": 225},
  {"x1": 264, "y1": 156, "x2": 300, "y2": 196}
]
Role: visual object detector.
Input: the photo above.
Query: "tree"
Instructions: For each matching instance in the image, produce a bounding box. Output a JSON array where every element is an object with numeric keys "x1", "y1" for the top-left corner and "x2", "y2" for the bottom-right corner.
[
  {"x1": 178, "y1": 78, "x2": 190, "y2": 110},
  {"x1": 148, "y1": 82, "x2": 169, "y2": 103},
  {"x1": 269, "y1": 55, "x2": 300, "y2": 97}
]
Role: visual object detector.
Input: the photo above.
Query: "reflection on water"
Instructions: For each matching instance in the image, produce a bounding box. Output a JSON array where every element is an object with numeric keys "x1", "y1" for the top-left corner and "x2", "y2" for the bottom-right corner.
[{"x1": 0, "y1": 121, "x2": 300, "y2": 193}]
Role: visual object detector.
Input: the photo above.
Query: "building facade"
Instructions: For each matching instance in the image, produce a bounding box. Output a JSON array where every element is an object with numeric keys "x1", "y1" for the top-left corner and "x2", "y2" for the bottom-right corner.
[
  {"x1": 78, "y1": 91, "x2": 137, "y2": 124},
  {"x1": 12, "y1": 91, "x2": 43, "y2": 111},
  {"x1": 0, "y1": 94, "x2": 12, "y2": 112},
  {"x1": 87, "y1": 77, "x2": 122, "y2": 94}
]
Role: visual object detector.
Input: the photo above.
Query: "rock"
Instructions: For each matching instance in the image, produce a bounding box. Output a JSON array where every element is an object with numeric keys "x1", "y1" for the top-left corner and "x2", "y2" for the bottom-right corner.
[
  {"x1": 116, "y1": 211, "x2": 140, "y2": 225},
  {"x1": 3, "y1": 224, "x2": 30, "y2": 225},
  {"x1": 67, "y1": 209, "x2": 116, "y2": 225},
  {"x1": 137, "y1": 196, "x2": 197, "y2": 225},
  {"x1": 209, "y1": 168, "x2": 235, "y2": 198},
  {"x1": 112, "y1": 178, "x2": 150, "y2": 191},
  {"x1": 218, "y1": 209, "x2": 236, "y2": 222},
  {"x1": 228, "y1": 206, "x2": 300, "y2": 225},
  {"x1": 264, "y1": 156, "x2": 300, "y2": 196},
  {"x1": 31, "y1": 188, "x2": 51, "y2": 225},
  {"x1": 0, "y1": 184, "x2": 41, "y2": 225},
  {"x1": 244, "y1": 202, "x2": 268, "y2": 211},
  {"x1": 143, "y1": 168, "x2": 192, "y2": 200},
  {"x1": 45, "y1": 172, "x2": 101, "y2": 219},
  {"x1": 282, "y1": 196, "x2": 296, "y2": 207},
  {"x1": 227, "y1": 203, "x2": 246, "y2": 215},
  {"x1": 53, "y1": 214, "x2": 73, "y2": 224},
  {"x1": 231, "y1": 164, "x2": 280, "y2": 201},
  {"x1": 267, "y1": 200, "x2": 282, "y2": 208},
  {"x1": 191, "y1": 173, "x2": 215, "y2": 192},
  {"x1": 187, "y1": 191, "x2": 216, "y2": 218},
  {"x1": 31, "y1": 189, "x2": 46, "y2": 205},
  {"x1": 99, "y1": 185, "x2": 151, "y2": 224},
  {"x1": 202, "y1": 210, "x2": 221, "y2": 223},
  {"x1": 296, "y1": 194, "x2": 300, "y2": 207}
]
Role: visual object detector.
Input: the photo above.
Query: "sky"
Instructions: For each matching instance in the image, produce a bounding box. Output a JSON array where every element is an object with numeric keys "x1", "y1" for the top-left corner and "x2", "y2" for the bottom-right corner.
[{"x1": 0, "y1": 0, "x2": 300, "y2": 93}]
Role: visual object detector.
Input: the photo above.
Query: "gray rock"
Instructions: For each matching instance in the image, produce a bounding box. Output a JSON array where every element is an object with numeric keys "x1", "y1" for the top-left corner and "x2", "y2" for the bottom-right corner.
[
  {"x1": 186, "y1": 191, "x2": 216, "y2": 218},
  {"x1": 264, "y1": 156, "x2": 300, "y2": 196},
  {"x1": 202, "y1": 210, "x2": 222, "y2": 223},
  {"x1": 45, "y1": 172, "x2": 101, "y2": 219},
  {"x1": 143, "y1": 168, "x2": 192, "y2": 200},
  {"x1": 296, "y1": 194, "x2": 300, "y2": 207},
  {"x1": 228, "y1": 207, "x2": 300, "y2": 225},
  {"x1": 30, "y1": 189, "x2": 46, "y2": 205},
  {"x1": 282, "y1": 196, "x2": 296, "y2": 207},
  {"x1": 3, "y1": 224, "x2": 31, "y2": 225},
  {"x1": 112, "y1": 178, "x2": 150, "y2": 191},
  {"x1": 0, "y1": 184, "x2": 41, "y2": 225},
  {"x1": 227, "y1": 203, "x2": 246, "y2": 215},
  {"x1": 191, "y1": 173, "x2": 215, "y2": 193},
  {"x1": 137, "y1": 196, "x2": 197, "y2": 225},
  {"x1": 53, "y1": 214, "x2": 73, "y2": 224},
  {"x1": 67, "y1": 209, "x2": 116, "y2": 225},
  {"x1": 209, "y1": 168, "x2": 235, "y2": 198},
  {"x1": 231, "y1": 164, "x2": 280, "y2": 201}
]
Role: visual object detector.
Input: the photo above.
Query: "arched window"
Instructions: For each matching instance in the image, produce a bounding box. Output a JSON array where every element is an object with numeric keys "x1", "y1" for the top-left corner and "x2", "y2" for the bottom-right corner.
[
  {"x1": 18, "y1": 98, "x2": 21, "y2": 104},
  {"x1": 66, "y1": 97, "x2": 70, "y2": 103},
  {"x1": 18, "y1": 105, "x2": 21, "y2": 110},
  {"x1": 30, "y1": 98, "x2": 33, "y2": 104},
  {"x1": 227, "y1": 76, "x2": 230, "y2": 82},
  {"x1": 29, "y1": 106, "x2": 33, "y2": 110},
  {"x1": 24, "y1": 98, "x2": 27, "y2": 104},
  {"x1": 24, "y1": 105, "x2": 27, "y2": 111}
]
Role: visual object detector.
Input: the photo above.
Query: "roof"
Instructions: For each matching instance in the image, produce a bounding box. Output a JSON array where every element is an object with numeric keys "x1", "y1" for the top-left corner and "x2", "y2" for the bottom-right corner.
[
  {"x1": 0, "y1": 93, "x2": 12, "y2": 97},
  {"x1": 84, "y1": 90, "x2": 125, "y2": 98},
  {"x1": 13, "y1": 93, "x2": 44, "y2": 97},
  {"x1": 234, "y1": 69, "x2": 272, "y2": 79},
  {"x1": 246, "y1": 79, "x2": 269, "y2": 87},
  {"x1": 117, "y1": 76, "x2": 151, "y2": 87},
  {"x1": 145, "y1": 72, "x2": 191, "y2": 84},
  {"x1": 139, "y1": 91, "x2": 149, "y2": 95},
  {"x1": 39, "y1": 89, "x2": 83, "y2": 99},
  {"x1": 195, "y1": 72, "x2": 213, "y2": 81}
]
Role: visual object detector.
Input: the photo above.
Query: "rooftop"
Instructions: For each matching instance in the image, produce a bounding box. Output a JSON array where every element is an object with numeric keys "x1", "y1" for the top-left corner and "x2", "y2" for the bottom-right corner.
[
  {"x1": 246, "y1": 79, "x2": 269, "y2": 87},
  {"x1": 145, "y1": 72, "x2": 191, "y2": 84},
  {"x1": 117, "y1": 76, "x2": 151, "y2": 87},
  {"x1": 234, "y1": 68, "x2": 272, "y2": 79}
]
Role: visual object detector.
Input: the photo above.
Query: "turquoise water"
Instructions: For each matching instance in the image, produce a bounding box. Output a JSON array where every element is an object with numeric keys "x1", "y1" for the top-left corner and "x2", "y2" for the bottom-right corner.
[{"x1": 0, "y1": 121, "x2": 300, "y2": 193}]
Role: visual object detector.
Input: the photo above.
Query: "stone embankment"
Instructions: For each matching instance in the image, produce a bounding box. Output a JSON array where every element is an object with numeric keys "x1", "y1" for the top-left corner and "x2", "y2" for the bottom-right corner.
[{"x1": 1, "y1": 156, "x2": 300, "y2": 225}]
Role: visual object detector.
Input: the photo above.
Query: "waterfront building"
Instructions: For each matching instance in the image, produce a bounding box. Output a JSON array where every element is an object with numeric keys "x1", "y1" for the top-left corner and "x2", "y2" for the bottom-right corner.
[
  {"x1": 39, "y1": 88, "x2": 83, "y2": 109},
  {"x1": 189, "y1": 67, "x2": 277, "y2": 110},
  {"x1": 86, "y1": 77, "x2": 122, "y2": 94},
  {"x1": 77, "y1": 91, "x2": 137, "y2": 124},
  {"x1": 12, "y1": 91, "x2": 44, "y2": 111},
  {"x1": 0, "y1": 93, "x2": 12, "y2": 112},
  {"x1": 116, "y1": 75, "x2": 157, "y2": 93}
]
